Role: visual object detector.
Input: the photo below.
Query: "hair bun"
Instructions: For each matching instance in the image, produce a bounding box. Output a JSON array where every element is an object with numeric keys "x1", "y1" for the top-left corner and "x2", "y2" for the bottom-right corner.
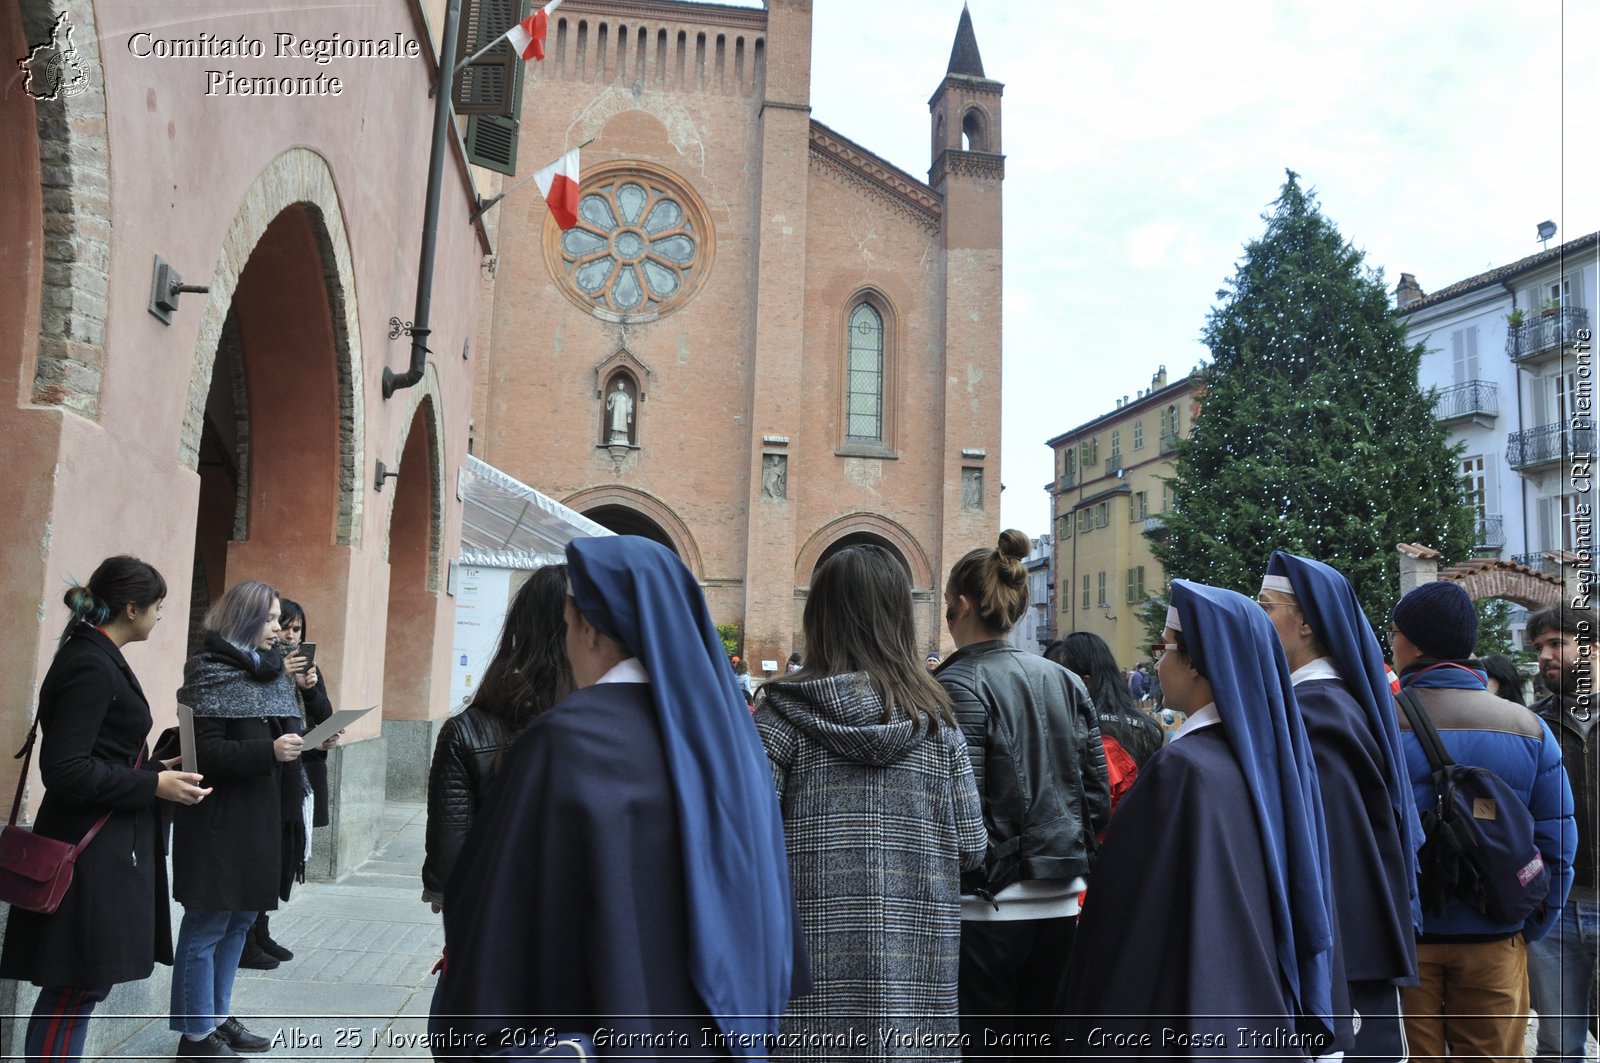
[
  {"x1": 997, "y1": 528, "x2": 1030, "y2": 562},
  {"x1": 63, "y1": 584, "x2": 95, "y2": 612}
]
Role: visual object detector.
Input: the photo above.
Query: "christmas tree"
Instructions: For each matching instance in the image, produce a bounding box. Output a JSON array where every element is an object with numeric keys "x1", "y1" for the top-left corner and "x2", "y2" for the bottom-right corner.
[{"x1": 1150, "y1": 171, "x2": 1477, "y2": 634}]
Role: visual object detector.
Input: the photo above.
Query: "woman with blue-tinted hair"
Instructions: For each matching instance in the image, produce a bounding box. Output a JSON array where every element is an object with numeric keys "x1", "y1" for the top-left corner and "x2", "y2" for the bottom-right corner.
[{"x1": 168, "y1": 579, "x2": 318, "y2": 1059}]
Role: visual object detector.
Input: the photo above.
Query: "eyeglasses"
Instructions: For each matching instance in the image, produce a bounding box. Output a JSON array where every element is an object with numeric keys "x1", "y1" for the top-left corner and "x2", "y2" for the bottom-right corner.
[
  {"x1": 1256, "y1": 596, "x2": 1294, "y2": 612},
  {"x1": 1150, "y1": 644, "x2": 1168, "y2": 662}
]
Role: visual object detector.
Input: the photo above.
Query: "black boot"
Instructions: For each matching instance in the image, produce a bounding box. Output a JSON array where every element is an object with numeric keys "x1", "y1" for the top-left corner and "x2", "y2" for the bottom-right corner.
[
  {"x1": 236, "y1": 929, "x2": 279, "y2": 971},
  {"x1": 254, "y1": 912, "x2": 293, "y2": 962}
]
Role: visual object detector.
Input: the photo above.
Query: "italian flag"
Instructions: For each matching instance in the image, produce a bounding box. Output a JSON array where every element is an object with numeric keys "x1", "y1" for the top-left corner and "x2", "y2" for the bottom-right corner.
[
  {"x1": 533, "y1": 148, "x2": 580, "y2": 230},
  {"x1": 505, "y1": 0, "x2": 563, "y2": 61}
]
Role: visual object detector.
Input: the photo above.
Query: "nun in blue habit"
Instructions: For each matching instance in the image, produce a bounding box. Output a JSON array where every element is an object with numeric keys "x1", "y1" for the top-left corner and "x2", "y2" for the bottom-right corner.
[
  {"x1": 431, "y1": 536, "x2": 807, "y2": 1060},
  {"x1": 1059, "y1": 580, "x2": 1342, "y2": 1060},
  {"x1": 1259, "y1": 552, "x2": 1422, "y2": 1063}
]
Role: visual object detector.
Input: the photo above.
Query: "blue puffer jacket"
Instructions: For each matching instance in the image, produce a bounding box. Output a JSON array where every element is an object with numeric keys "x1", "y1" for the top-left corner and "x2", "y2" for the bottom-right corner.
[{"x1": 1398, "y1": 672, "x2": 1575, "y2": 942}]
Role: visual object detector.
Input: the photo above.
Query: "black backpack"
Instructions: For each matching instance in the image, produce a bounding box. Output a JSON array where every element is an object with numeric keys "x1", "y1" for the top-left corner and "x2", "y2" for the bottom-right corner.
[{"x1": 1397, "y1": 689, "x2": 1551, "y2": 924}]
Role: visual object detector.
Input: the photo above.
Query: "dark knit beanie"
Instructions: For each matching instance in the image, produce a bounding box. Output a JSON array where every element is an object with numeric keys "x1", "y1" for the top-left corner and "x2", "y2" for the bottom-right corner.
[{"x1": 1391, "y1": 581, "x2": 1477, "y2": 660}]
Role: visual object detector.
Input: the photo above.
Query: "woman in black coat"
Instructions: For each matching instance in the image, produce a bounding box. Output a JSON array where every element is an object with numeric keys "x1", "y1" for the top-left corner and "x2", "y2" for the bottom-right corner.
[
  {"x1": 168, "y1": 579, "x2": 306, "y2": 1059},
  {"x1": 422, "y1": 564, "x2": 572, "y2": 911},
  {"x1": 0, "y1": 556, "x2": 208, "y2": 1063}
]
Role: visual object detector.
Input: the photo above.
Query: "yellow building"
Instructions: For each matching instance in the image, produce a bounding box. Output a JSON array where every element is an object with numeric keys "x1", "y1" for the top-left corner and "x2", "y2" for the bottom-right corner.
[{"x1": 1047, "y1": 366, "x2": 1201, "y2": 668}]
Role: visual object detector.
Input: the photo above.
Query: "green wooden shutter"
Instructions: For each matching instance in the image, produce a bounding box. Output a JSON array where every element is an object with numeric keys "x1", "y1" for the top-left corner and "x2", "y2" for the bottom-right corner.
[{"x1": 463, "y1": 0, "x2": 529, "y2": 176}]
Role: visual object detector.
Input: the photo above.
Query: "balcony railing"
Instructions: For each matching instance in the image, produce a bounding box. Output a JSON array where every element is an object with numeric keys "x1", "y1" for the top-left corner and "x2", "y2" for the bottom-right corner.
[
  {"x1": 1508, "y1": 306, "x2": 1591, "y2": 362},
  {"x1": 1511, "y1": 552, "x2": 1565, "y2": 578},
  {"x1": 1471, "y1": 514, "x2": 1506, "y2": 552},
  {"x1": 1433, "y1": 380, "x2": 1499, "y2": 423},
  {"x1": 1507, "y1": 422, "x2": 1596, "y2": 471},
  {"x1": 1105, "y1": 454, "x2": 1123, "y2": 477},
  {"x1": 1141, "y1": 514, "x2": 1168, "y2": 538},
  {"x1": 1159, "y1": 434, "x2": 1179, "y2": 455}
]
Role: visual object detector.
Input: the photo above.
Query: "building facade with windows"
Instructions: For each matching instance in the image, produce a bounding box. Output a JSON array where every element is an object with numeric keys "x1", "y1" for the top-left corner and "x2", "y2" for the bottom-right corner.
[
  {"x1": 1047, "y1": 366, "x2": 1201, "y2": 669},
  {"x1": 471, "y1": 0, "x2": 1004, "y2": 663},
  {"x1": 1397, "y1": 231, "x2": 1599, "y2": 642}
]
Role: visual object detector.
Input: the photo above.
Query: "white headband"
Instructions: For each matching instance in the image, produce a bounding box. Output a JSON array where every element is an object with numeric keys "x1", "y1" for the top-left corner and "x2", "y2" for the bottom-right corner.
[
  {"x1": 1165, "y1": 605, "x2": 1182, "y2": 633},
  {"x1": 1259, "y1": 574, "x2": 1295, "y2": 596}
]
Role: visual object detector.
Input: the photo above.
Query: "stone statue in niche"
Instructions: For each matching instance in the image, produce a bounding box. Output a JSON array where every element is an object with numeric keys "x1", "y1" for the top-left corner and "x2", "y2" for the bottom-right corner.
[
  {"x1": 962, "y1": 467, "x2": 983, "y2": 511},
  {"x1": 605, "y1": 378, "x2": 635, "y2": 445},
  {"x1": 762, "y1": 454, "x2": 787, "y2": 499}
]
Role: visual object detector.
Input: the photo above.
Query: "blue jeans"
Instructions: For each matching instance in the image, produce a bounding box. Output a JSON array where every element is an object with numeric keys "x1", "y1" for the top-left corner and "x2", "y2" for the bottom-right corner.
[
  {"x1": 169, "y1": 908, "x2": 257, "y2": 1037},
  {"x1": 1529, "y1": 897, "x2": 1600, "y2": 1063},
  {"x1": 24, "y1": 985, "x2": 110, "y2": 1063}
]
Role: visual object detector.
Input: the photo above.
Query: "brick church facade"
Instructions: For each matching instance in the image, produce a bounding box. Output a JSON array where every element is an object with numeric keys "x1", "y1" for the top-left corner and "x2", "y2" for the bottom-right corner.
[{"x1": 474, "y1": 0, "x2": 1005, "y2": 665}]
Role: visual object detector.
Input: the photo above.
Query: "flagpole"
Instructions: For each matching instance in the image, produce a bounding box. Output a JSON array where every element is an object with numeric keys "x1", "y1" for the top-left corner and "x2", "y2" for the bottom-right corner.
[{"x1": 469, "y1": 137, "x2": 593, "y2": 224}]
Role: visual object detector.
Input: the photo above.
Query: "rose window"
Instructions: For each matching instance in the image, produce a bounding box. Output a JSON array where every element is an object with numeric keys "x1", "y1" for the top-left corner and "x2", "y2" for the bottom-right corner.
[{"x1": 549, "y1": 168, "x2": 709, "y2": 317}]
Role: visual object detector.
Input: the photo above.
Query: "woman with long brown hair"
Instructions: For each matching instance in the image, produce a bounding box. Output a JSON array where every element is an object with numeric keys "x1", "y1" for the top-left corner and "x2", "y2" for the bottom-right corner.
[
  {"x1": 756, "y1": 544, "x2": 984, "y2": 1058},
  {"x1": 422, "y1": 563, "x2": 573, "y2": 910}
]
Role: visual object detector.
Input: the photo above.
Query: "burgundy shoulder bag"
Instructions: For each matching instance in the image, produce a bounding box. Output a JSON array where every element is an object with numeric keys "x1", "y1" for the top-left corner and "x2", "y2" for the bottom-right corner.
[{"x1": 0, "y1": 721, "x2": 138, "y2": 914}]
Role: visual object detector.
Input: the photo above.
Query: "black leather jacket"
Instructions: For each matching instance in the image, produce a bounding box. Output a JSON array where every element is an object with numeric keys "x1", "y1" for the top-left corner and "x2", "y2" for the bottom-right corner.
[
  {"x1": 937, "y1": 640, "x2": 1110, "y2": 897},
  {"x1": 423, "y1": 705, "x2": 510, "y2": 897},
  {"x1": 1533, "y1": 693, "x2": 1597, "y2": 893}
]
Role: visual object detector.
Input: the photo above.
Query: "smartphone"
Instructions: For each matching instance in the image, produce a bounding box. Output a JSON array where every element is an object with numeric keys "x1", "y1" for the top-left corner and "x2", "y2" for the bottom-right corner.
[{"x1": 296, "y1": 641, "x2": 317, "y2": 665}]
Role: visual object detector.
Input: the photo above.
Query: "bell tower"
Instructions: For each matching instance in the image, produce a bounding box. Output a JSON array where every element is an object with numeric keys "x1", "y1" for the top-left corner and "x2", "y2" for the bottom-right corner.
[{"x1": 929, "y1": 4, "x2": 1005, "y2": 573}]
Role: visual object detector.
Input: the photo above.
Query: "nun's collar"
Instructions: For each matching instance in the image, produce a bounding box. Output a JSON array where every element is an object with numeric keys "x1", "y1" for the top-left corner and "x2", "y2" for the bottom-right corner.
[
  {"x1": 1289, "y1": 657, "x2": 1339, "y2": 686},
  {"x1": 595, "y1": 657, "x2": 650, "y2": 685},
  {"x1": 1171, "y1": 702, "x2": 1219, "y2": 740}
]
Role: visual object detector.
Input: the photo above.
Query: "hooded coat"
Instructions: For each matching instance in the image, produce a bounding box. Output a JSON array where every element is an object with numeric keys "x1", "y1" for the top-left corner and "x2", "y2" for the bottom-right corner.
[{"x1": 756, "y1": 673, "x2": 985, "y2": 1058}]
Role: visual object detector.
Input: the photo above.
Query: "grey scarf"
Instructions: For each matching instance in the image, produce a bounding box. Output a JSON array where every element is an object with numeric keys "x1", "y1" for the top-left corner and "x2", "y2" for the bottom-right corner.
[{"x1": 178, "y1": 636, "x2": 302, "y2": 719}]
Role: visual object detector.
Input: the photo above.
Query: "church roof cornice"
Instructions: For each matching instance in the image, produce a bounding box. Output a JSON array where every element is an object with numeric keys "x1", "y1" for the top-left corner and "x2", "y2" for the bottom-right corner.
[
  {"x1": 552, "y1": 0, "x2": 768, "y2": 31},
  {"x1": 809, "y1": 120, "x2": 942, "y2": 229}
]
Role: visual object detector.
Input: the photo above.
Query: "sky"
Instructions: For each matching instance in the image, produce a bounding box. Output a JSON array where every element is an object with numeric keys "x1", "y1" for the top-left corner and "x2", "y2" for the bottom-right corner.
[{"x1": 789, "y1": 0, "x2": 1600, "y2": 536}]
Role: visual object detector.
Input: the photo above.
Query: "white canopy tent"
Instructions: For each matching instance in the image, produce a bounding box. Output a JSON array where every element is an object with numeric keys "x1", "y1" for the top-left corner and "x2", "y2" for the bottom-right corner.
[{"x1": 449, "y1": 457, "x2": 612, "y2": 711}]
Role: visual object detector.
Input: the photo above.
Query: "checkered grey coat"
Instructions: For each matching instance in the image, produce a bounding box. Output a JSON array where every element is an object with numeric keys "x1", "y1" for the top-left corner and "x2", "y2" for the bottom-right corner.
[{"x1": 756, "y1": 673, "x2": 985, "y2": 1059}]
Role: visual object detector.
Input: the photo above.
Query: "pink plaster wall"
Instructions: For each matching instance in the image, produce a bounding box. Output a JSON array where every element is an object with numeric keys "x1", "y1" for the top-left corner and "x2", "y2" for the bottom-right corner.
[{"x1": 1, "y1": 0, "x2": 484, "y2": 810}]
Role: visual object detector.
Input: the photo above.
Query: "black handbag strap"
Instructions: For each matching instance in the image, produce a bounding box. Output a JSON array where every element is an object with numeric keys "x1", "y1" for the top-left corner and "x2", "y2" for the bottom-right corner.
[
  {"x1": 9, "y1": 720, "x2": 39, "y2": 827},
  {"x1": 1396, "y1": 687, "x2": 1457, "y2": 774},
  {"x1": 10, "y1": 717, "x2": 142, "y2": 852}
]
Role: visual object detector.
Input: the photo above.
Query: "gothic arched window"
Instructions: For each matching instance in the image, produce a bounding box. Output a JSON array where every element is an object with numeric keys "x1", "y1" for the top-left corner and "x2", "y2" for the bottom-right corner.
[{"x1": 846, "y1": 302, "x2": 885, "y2": 444}]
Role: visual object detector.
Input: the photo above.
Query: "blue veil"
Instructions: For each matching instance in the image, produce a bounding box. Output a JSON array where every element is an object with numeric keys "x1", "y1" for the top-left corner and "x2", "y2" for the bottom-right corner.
[
  {"x1": 1266, "y1": 550, "x2": 1424, "y2": 931},
  {"x1": 1170, "y1": 579, "x2": 1336, "y2": 1038},
  {"x1": 566, "y1": 536, "x2": 798, "y2": 1051}
]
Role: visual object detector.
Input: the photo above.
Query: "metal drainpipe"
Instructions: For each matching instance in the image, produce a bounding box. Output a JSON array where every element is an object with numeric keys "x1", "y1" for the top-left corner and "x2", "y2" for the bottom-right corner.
[
  {"x1": 1504, "y1": 279, "x2": 1528, "y2": 559},
  {"x1": 384, "y1": 0, "x2": 464, "y2": 399}
]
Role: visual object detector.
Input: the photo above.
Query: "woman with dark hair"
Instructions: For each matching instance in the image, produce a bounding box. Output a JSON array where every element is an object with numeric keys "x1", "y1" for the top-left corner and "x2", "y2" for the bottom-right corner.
[
  {"x1": 169, "y1": 579, "x2": 326, "y2": 1058},
  {"x1": 234, "y1": 596, "x2": 337, "y2": 970},
  {"x1": 422, "y1": 564, "x2": 573, "y2": 911},
  {"x1": 0, "y1": 557, "x2": 209, "y2": 1063},
  {"x1": 1480, "y1": 653, "x2": 1526, "y2": 705},
  {"x1": 937, "y1": 530, "x2": 1110, "y2": 1055},
  {"x1": 756, "y1": 545, "x2": 984, "y2": 1056},
  {"x1": 1045, "y1": 632, "x2": 1164, "y2": 818}
]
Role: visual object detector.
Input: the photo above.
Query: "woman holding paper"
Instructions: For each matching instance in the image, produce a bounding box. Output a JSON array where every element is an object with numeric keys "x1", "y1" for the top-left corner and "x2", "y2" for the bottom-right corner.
[
  {"x1": 0, "y1": 555, "x2": 208, "y2": 1063},
  {"x1": 167, "y1": 579, "x2": 312, "y2": 1058}
]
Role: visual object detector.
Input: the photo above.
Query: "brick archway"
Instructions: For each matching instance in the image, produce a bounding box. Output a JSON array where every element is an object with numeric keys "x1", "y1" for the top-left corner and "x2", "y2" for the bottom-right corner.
[
  {"x1": 795, "y1": 512, "x2": 935, "y2": 591},
  {"x1": 180, "y1": 148, "x2": 365, "y2": 547},
  {"x1": 20, "y1": 0, "x2": 111, "y2": 417},
  {"x1": 1438, "y1": 558, "x2": 1564, "y2": 609},
  {"x1": 561, "y1": 485, "x2": 703, "y2": 580}
]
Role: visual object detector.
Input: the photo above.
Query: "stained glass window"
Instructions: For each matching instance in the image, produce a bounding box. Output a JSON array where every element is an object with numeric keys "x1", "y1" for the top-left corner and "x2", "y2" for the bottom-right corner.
[{"x1": 846, "y1": 303, "x2": 884, "y2": 442}]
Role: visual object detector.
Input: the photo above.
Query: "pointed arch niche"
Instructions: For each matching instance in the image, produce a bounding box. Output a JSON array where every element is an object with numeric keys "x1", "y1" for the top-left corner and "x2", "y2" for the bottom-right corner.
[{"x1": 594, "y1": 348, "x2": 651, "y2": 448}]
